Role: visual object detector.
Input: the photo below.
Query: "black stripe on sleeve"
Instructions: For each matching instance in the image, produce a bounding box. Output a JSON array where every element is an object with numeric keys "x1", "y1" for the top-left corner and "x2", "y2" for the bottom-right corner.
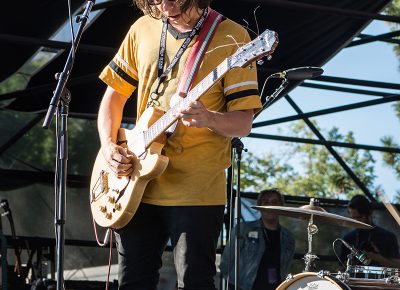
[
  {"x1": 109, "y1": 60, "x2": 138, "y2": 87},
  {"x1": 225, "y1": 89, "x2": 259, "y2": 102}
]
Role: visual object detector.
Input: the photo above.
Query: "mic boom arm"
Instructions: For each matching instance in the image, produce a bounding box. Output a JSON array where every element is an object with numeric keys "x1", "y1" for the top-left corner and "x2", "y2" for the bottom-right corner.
[{"x1": 270, "y1": 66, "x2": 324, "y2": 81}]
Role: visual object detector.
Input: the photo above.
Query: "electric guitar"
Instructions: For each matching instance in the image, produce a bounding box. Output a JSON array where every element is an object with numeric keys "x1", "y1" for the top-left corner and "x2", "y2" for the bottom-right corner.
[{"x1": 90, "y1": 29, "x2": 279, "y2": 229}]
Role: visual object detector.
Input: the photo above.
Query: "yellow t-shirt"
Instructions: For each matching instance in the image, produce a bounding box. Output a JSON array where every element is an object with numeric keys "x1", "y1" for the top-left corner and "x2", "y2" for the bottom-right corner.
[{"x1": 99, "y1": 14, "x2": 262, "y2": 206}]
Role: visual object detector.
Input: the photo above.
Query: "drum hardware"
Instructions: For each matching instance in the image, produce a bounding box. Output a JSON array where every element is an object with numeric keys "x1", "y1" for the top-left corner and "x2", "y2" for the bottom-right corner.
[
  {"x1": 251, "y1": 199, "x2": 400, "y2": 289},
  {"x1": 317, "y1": 270, "x2": 333, "y2": 278},
  {"x1": 303, "y1": 211, "x2": 319, "y2": 272},
  {"x1": 330, "y1": 239, "x2": 400, "y2": 289},
  {"x1": 334, "y1": 271, "x2": 350, "y2": 283},
  {"x1": 334, "y1": 265, "x2": 400, "y2": 289},
  {"x1": 283, "y1": 273, "x2": 294, "y2": 283},
  {"x1": 279, "y1": 270, "x2": 400, "y2": 290},
  {"x1": 253, "y1": 198, "x2": 373, "y2": 272},
  {"x1": 386, "y1": 275, "x2": 400, "y2": 286},
  {"x1": 339, "y1": 248, "x2": 400, "y2": 288}
]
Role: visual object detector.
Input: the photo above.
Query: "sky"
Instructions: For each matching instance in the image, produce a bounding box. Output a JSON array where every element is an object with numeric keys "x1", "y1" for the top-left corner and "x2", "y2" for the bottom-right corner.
[{"x1": 242, "y1": 20, "x2": 400, "y2": 201}]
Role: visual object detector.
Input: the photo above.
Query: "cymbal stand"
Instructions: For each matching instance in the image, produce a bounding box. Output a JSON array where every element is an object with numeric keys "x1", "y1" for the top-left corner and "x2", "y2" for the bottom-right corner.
[{"x1": 303, "y1": 211, "x2": 319, "y2": 271}]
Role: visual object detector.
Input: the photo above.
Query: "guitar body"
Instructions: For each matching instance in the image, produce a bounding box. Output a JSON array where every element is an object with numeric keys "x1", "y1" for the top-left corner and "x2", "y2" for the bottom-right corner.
[{"x1": 90, "y1": 107, "x2": 169, "y2": 229}]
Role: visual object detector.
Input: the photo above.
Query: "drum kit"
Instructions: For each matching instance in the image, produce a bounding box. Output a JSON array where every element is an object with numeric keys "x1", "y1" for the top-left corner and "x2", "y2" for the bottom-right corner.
[{"x1": 253, "y1": 198, "x2": 400, "y2": 290}]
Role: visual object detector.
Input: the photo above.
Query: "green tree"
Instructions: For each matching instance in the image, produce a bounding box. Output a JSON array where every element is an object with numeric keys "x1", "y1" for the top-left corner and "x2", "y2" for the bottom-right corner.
[
  {"x1": 239, "y1": 151, "x2": 297, "y2": 192},
  {"x1": 386, "y1": 0, "x2": 400, "y2": 59},
  {"x1": 0, "y1": 111, "x2": 99, "y2": 176},
  {"x1": 380, "y1": 135, "x2": 400, "y2": 203},
  {"x1": 240, "y1": 122, "x2": 378, "y2": 199},
  {"x1": 381, "y1": 136, "x2": 400, "y2": 178},
  {"x1": 382, "y1": 1, "x2": 400, "y2": 201},
  {"x1": 381, "y1": 99, "x2": 400, "y2": 182}
]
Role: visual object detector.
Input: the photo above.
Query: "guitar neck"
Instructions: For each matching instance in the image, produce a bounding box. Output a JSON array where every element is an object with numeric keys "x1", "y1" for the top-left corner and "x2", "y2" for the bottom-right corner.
[
  {"x1": 140, "y1": 28, "x2": 279, "y2": 147},
  {"x1": 143, "y1": 58, "x2": 230, "y2": 147}
]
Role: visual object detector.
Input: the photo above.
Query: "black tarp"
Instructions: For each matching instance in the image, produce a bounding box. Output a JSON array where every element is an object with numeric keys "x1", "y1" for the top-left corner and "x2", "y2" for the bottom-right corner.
[{"x1": 0, "y1": 0, "x2": 391, "y2": 118}]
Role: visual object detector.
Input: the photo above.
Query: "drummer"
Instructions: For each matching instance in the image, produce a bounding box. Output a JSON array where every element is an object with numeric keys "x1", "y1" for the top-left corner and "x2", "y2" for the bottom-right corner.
[
  {"x1": 340, "y1": 194, "x2": 400, "y2": 268},
  {"x1": 220, "y1": 189, "x2": 295, "y2": 290}
]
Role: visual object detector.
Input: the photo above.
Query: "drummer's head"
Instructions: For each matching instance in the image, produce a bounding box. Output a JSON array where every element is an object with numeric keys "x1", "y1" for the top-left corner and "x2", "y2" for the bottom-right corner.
[
  {"x1": 257, "y1": 188, "x2": 284, "y2": 207},
  {"x1": 347, "y1": 195, "x2": 373, "y2": 224},
  {"x1": 257, "y1": 189, "x2": 284, "y2": 227}
]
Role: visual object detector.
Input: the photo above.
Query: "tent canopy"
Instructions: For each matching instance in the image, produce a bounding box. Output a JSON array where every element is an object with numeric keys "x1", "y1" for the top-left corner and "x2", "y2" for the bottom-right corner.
[
  {"x1": 0, "y1": 0, "x2": 391, "y2": 118},
  {"x1": 0, "y1": 0, "x2": 396, "y2": 196}
]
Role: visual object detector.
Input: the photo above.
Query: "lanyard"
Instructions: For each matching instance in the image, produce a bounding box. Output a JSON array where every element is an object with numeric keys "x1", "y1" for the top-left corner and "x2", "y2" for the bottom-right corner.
[{"x1": 149, "y1": 8, "x2": 208, "y2": 107}]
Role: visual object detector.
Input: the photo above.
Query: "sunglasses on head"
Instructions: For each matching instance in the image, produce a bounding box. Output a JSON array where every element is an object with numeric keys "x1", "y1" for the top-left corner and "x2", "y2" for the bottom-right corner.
[{"x1": 147, "y1": 0, "x2": 178, "y2": 5}]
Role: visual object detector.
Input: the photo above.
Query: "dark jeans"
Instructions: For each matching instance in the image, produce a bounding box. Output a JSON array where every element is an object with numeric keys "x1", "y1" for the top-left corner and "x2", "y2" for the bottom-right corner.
[{"x1": 114, "y1": 203, "x2": 225, "y2": 290}]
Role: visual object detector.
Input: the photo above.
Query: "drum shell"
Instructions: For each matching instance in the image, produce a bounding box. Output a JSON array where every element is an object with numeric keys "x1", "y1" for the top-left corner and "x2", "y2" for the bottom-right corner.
[{"x1": 276, "y1": 272, "x2": 351, "y2": 290}]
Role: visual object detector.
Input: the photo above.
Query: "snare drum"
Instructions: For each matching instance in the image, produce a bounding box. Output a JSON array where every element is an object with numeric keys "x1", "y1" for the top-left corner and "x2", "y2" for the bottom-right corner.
[
  {"x1": 347, "y1": 265, "x2": 399, "y2": 279},
  {"x1": 346, "y1": 266, "x2": 400, "y2": 289},
  {"x1": 276, "y1": 272, "x2": 351, "y2": 290}
]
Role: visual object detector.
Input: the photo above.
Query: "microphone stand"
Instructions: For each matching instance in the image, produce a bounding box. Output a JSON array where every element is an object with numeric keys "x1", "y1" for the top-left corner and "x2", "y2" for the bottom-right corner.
[
  {"x1": 227, "y1": 76, "x2": 289, "y2": 290},
  {"x1": 42, "y1": 2, "x2": 96, "y2": 290},
  {"x1": 226, "y1": 67, "x2": 323, "y2": 289},
  {"x1": 230, "y1": 137, "x2": 246, "y2": 290},
  {"x1": 346, "y1": 253, "x2": 354, "y2": 272}
]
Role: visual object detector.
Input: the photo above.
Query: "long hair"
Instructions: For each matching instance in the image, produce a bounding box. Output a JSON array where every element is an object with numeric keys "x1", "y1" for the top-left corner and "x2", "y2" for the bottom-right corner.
[{"x1": 134, "y1": 0, "x2": 211, "y2": 18}]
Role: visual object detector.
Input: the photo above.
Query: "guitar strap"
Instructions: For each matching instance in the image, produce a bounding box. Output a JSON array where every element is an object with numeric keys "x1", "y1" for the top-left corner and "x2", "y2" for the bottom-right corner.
[
  {"x1": 166, "y1": 9, "x2": 222, "y2": 136},
  {"x1": 177, "y1": 9, "x2": 222, "y2": 95}
]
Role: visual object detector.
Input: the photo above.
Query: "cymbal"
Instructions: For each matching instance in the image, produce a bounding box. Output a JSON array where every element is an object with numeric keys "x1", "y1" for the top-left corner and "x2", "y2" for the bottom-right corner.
[{"x1": 253, "y1": 205, "x2": 373, "y2": 229}]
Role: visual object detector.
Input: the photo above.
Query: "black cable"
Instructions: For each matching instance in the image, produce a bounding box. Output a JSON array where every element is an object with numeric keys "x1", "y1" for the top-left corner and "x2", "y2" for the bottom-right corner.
[
  {"x1": 255, "y1": 74, "x2": 288, "y2": 121},
  {"x1": 332, "y1": 238, "x2": 346, "y2": 269},
  {"x1": 225, "y1": 152, "x2": 236, "y2": 290}
]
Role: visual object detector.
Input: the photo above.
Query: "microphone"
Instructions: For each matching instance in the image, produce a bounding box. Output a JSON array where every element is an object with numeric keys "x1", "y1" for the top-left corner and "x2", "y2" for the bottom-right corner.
[
  {"x1": 270, "y1": 66, "x2": 324, "y2": 80},
  {"x1": 339, "y1": 238, "x2": 371, "y2": 265}
]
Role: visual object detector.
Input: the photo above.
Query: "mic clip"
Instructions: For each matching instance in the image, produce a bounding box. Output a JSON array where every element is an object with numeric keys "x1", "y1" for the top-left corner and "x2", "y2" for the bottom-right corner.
[
  {"x1": 269, "y1": 72, "x2": 287, "y2": 80},
  {"x1": 340, "y1": 238, "x2": 371, "y2": 266}
]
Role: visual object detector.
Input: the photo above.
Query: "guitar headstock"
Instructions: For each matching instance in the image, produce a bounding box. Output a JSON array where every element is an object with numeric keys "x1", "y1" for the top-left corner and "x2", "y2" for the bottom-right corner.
[{"x1": 230, "y1": 29, "x2": 278, "y2": 69}]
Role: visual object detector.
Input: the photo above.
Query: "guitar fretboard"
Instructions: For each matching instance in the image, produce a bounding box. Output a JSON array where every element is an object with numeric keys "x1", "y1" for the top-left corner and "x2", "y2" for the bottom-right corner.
[
  {"x1": 143, "y1": 58, "x2": 230, "y2": 147},
  {"x1": 140, "y1": 28, "x2": 278, "y2": 147}
]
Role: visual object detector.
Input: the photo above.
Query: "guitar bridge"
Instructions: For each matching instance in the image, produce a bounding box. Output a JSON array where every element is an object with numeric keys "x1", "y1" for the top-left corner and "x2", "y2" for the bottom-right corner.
[{"x1": 91, "y1": 170, "x2": 109, "y2": 202}]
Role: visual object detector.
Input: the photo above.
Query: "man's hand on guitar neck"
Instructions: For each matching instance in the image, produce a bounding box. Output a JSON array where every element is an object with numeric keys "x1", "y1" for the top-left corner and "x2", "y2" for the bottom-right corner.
[
  {"x1": 173, "y1": 99, "x2": 254, "y2": 137},
  {"x1": 101, "y1": 141, "x2": 134, "y2": 177}
]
